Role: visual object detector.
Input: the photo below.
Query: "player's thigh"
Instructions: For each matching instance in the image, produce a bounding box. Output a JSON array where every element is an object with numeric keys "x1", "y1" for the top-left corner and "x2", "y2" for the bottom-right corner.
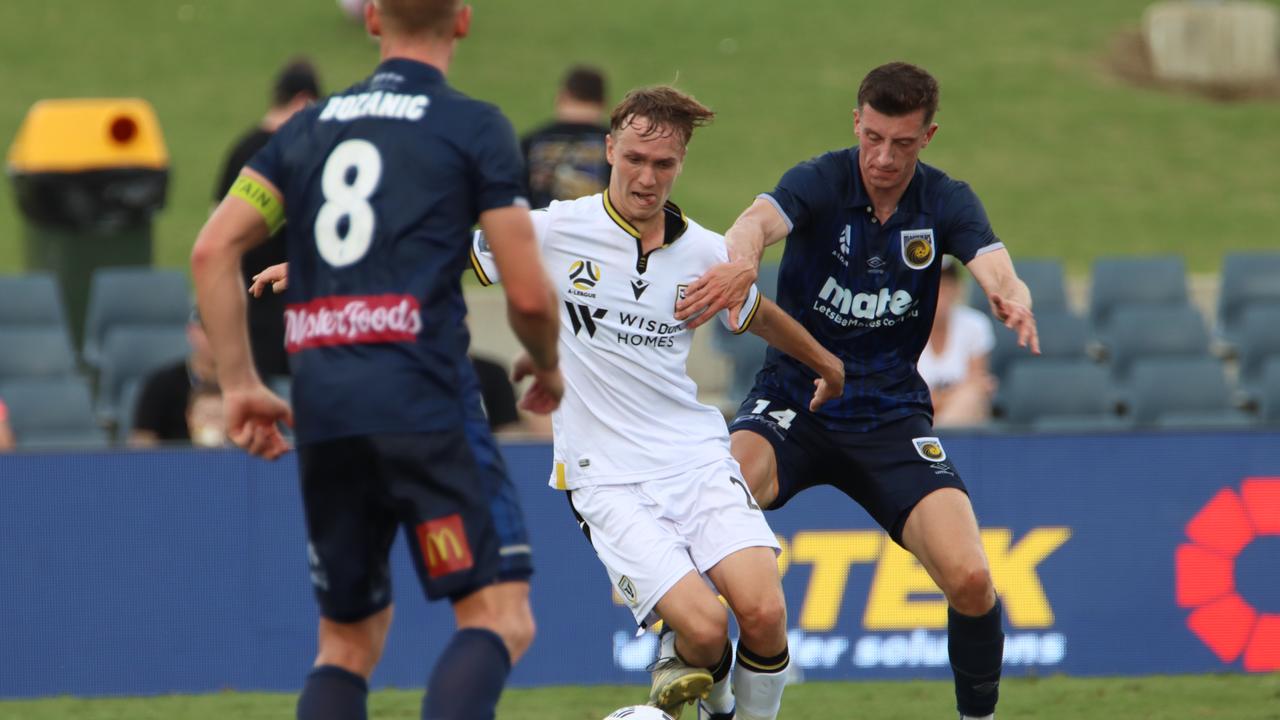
[
  {"x1": 375, "y1": 425, "x2": 533, "y2": 604},
  {"x1": 900, "y1": 486, "x2": 992, "y2": 608},
  {"x1": 704, "y1": 545, "x2": 786, "y2": 636},
  {"x1": 298, "y1": 435, "x2": 401, "y2": 623},
  {"x1": 568, "y1": 482, "x2": 699, "y2": 628},
  {"x1": 728, "y1": 392, "x2": 831, "y2": 510}
]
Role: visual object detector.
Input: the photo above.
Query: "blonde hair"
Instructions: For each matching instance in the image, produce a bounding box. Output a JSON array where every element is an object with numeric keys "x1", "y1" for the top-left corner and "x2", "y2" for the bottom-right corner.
[
  {"x1": 609, "y1": 86, "x2": 715, "y2": 147},
  {"x1": 372, "y1": 0, "x2": 463, "y2": 38}
]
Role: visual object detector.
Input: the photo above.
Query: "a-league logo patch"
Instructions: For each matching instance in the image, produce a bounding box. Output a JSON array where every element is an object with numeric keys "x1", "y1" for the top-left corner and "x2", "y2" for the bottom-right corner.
[
  {"x1": 912, "y1": 436, "x2": 947, "y2": 462},
  {"x1": 901, "y1": 229, "x2": 935, "y2": 270}
]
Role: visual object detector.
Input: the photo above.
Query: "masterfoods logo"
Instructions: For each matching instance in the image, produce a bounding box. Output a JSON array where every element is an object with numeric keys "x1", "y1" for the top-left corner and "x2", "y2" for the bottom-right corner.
[
  {"x1": 1175, "y1": 477, "x2": 1280, "y2": 671},
  {"x1": 285, "y1": 294, "x2": 423, "y2": 352},
  {"x1": 614, "y1": 526, "x2": 1070, "y2": 672}
]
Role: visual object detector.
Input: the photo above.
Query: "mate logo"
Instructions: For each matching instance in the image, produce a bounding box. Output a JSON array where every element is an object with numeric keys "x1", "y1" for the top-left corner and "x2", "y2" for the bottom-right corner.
[
  {"x1": 570, "y1": 260, "x2": 602, "y2": 291},
  {"x1": 416, "y1": 514, "x2": 474, "y2": 579},
  {"x1": 900, "y1": 229, "x2": 935, "y2": 270},
  {"x1": 1175, "y1": 477, "x2": 1280, "y2": 671}
]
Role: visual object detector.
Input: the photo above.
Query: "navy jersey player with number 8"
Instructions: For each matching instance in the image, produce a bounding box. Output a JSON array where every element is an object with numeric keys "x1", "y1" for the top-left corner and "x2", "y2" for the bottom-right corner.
[
  {"x1": 191, "y1": 2, "x2": 562, "y2": 720},
  {"x1": 677, "y1": 63, "x2": 1041, "y2": 720}
]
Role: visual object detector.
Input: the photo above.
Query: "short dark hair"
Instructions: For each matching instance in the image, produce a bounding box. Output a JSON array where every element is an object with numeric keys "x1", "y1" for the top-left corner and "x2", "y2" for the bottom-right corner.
[
  {"x1": 857, "y1": 62, "x2": 940, "y2": 126},
  {"x1": 609, "y1": 86, "x2": 715, "y2": 147},
  {"x1": 562, "y1": 65, "x2": 607, "y2": 105},
  {"x1": 373, "y1": 0, "x2": 463, "y2": 38},
  {"x1": 273, "y1": 58, "x2": 322, "y2": 107}
]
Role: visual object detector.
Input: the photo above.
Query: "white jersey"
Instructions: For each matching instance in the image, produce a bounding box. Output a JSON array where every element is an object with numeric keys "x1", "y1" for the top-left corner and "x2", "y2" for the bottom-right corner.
[{"x1": 472, "y1": 191, "x2": 760, "y2": 490}]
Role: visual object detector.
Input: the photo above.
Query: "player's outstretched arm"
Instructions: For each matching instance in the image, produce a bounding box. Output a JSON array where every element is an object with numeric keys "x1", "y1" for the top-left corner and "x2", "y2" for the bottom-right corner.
[
  {"x1": 677, "y1": 198, "x2": 790, "y2": 330},
  {"x1": 747, "y1": 298, "x2": 845, "y2": 410},
  {"x1": 966, "y1": 248, "x2": 1041, "y2": 355},
  {"x1": 191, "y1": 169, "x2": 294, "y2": 460},
  {"x1": 479, "y1": 205, "x2": 563, "y2": 411}
]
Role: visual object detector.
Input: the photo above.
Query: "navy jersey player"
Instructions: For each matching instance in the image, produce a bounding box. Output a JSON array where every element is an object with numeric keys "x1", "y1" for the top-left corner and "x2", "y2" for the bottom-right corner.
[
  {"x1": 677, "y1": 63, "x2": 1040, "y2": 720},
  {"x1": 190, "y1": 2, "x2": 561, "y2": 720}
]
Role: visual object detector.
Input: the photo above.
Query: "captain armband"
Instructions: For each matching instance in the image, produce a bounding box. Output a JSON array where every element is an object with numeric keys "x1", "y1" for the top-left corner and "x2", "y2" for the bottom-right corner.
[{"x1": 229, "y1": 174, "x2": 286, "y2": 235}]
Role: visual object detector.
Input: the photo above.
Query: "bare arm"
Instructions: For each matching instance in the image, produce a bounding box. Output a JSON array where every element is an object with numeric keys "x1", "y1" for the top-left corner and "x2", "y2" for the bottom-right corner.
[
  {"x1": 966, "y1": 248, "x2": 1040, "y2": 354},
  {"x1": 676, "y1": 198, "x2": 791, "y2": 329},
  {"x1": 191, "y1": 168, "x2": 293, "y2": 459},
  {"x1": 747, "y1": 298, "x2": 844, "y2": 411},
  {"x1": 478, "y1": 206, "x2": 560, "y2": 373}
]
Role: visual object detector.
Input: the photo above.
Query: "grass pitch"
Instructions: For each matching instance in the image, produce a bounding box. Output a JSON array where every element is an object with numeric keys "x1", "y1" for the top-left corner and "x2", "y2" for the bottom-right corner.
[
  {"x1": 1, "y1": 675, "x2": 1277, "y2": 720},
  {"x1": 1, "y1": 1, "x2": 1279, "y2": 275}
]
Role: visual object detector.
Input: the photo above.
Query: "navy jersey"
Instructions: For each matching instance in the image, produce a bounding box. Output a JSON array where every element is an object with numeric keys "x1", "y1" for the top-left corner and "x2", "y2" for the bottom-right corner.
[
  {"x1": 247, "y1": 59, "x2": 528, "y2": 444},
  {"x1": 755, "y1": 147, "x2": 1003, "y2": 431}
]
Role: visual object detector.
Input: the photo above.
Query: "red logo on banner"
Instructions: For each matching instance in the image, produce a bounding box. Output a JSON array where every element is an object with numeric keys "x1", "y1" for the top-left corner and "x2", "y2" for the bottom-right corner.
[
  {"x1": 416, "y1": 514, "x2": 474, "y2": 579},
  {"x1": 1175, "y1": 477, "x2": 1280, "y2": 671}
]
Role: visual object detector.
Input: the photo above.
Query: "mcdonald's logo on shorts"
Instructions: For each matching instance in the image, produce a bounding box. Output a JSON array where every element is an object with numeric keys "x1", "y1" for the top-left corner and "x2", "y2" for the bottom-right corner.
[{"x1": 417, "y1": 514, "x2": 475, "y2": 579}]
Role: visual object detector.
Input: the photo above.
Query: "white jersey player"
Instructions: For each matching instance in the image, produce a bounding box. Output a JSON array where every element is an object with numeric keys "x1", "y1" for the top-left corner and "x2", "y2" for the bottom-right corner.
[{"x1": 474, "y1": 87, "x2": 844, "y2": 720}]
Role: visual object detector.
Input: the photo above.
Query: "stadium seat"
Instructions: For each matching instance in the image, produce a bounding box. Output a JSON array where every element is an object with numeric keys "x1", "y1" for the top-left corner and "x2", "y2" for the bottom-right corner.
[
  {"x1": 1261, "y1": 358, "x2": 1280, "y2": 426},
  {"x1": 998, "y1": 360, "x2": 1121, "y2": 428},
  {"x1": 1089, "y1": 256, "x2": 1188, "y2": 333},
  {"x1": 998, "y1": 310, "x2": 1091, "y2": 381},
  {"x1": 94, "y1": 324, "x2": 190, "y2": 425},
  {"x1": 82, "y1": 267, "x2": 191, "y2": 367},
  {"x1": 114, "y1": 377, "x2": 143, "y2": 445},
  {"x1": 0, "y1": 376, "x2": 109, "y2": 450},
  {"x1": 1235, "y1": 304, "x2": 1280, "y2": 401},
  {"x1": 1126, "y1": 356, "x2": 1251, "y2": 428},
  {"x1": 0, "y1": 326, "x2": 77, "y2": 382},
  {"x1": 1218, "y1": 252, "x2": 1280, "y2": 349},
  {"x1": 711, "y1": 264, "x2": 778, "y2": 405},
  {"x1": 967, "y1": 258, "x2": 1068, "y2": 316},
  {"x1": 1102, "y1": 305, "x2": 1210, "y2": 379},
  {"x1": 0, "y1": 272, "x2": 67, "y2": 329}
]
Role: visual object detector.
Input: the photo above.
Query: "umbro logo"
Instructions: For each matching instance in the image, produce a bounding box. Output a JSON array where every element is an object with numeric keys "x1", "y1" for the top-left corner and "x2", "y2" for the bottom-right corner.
[
  {"x1": 565, "y1": 301, "x2": 607, "y2": 338},
  {"x1": 631, "y1": 279, "x2": 650, "y2": 300},
  {"x1": 867, "y1": 256, "x2": 886, "y2": 269}
]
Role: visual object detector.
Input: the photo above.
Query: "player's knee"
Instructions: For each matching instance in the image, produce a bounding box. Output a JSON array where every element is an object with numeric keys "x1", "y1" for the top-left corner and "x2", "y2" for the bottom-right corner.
[
  {"x1": 495, "y1": 603, "x2": 536, "y2": 662},
  {"x1": 679, "y1": 606, "x2": 729, "y2": 657},
  {"x1": 947, "y1": 566, "x2": 995, "y2": 616},
  {"x1": 316, "y1": 636, "x2": 384, "y2": 678},
  {"x1": 734, "y1": 589, "x2": 787, "y2": 641}
]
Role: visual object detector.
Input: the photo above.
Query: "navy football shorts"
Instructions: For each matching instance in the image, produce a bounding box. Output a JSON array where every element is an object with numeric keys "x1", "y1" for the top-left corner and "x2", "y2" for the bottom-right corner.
[
  {"x1": 296, "y1": 423, "x2": 532, "y2": 623},
  {"x1": 728, "y1": 391, "x2": 966, "y2": 545}
]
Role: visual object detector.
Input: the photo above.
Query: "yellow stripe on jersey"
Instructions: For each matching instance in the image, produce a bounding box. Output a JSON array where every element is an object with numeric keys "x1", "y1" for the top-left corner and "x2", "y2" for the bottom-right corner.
[
  {"x1": 731, "y1": 289, "x2": 763, "y2": 335},
  {"x1": 602, "y1": 189, "x2": 641, "y2": 239},
  {"x1": 229, "y1": 174, "x2": 286, "y2": 235},
  {"x1": 554, "y1": 461, "x2": 567, "y2": 490},
  {"x1": 470, "y1": 245, "x2": 493, "y2": 286}
]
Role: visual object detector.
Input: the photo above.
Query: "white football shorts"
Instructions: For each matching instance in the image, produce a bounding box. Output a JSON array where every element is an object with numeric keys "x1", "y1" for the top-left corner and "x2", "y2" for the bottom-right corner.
[{"x1": 567, "y1": 456, "x2": 781, "y2": 625}]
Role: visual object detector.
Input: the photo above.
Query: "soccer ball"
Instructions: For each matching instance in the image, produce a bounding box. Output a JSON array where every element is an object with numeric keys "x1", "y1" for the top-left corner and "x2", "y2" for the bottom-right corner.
[
  {"x1": 602, "y1": 707, "x2": 676, "y2": 720},
  {"x1": 336, "y1": 0, "x2": 366, "y2": 22}
]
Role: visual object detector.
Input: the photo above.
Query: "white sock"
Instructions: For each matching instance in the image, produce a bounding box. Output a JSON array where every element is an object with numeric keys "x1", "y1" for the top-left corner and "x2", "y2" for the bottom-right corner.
[
  {"x1": 962, "y1": 715, "x2": 995, "y2": 720},
  {"x1": 701, "y1": 642, "x2": 735, "y2": 715},
  {"x1": 731, "y1": 646, "x2": 788, "y2": 720}
]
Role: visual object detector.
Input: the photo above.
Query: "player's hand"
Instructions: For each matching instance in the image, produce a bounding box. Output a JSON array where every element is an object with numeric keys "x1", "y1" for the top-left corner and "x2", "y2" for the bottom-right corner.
[
  {"x1": 675, "y1": 259, "x2": 757, "y2": 330},
  {"x1": 249, "y1": 262, "x2": 289, "y2": 297},
  {"x1": 809, "y1": 353, "x2": 845, "y2": 411},
  {"x1": 990, "y1": 293, "x2": 1040, "y2": 355},
  {"x1": 223, "y1": 384, "x2": 294, "y2": 461},
  {"x1": 511, "y1": 353, "x2": 564, "y2": 414}
]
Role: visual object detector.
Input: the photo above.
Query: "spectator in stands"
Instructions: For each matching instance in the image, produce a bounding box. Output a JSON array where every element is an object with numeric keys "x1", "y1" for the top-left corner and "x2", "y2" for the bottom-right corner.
[
  {"x1": 187, "y1": 383, "x2": 228, "y2": 448},
  {"x1": 129, "y1": 310, "x2": 216, "y2": 447},
  {"x1": 521, "y1": 65, "x2": 611, "y2": 209},
  {"x1": 0, "y1": 396, "x2": 14, "y2": 451},
  {"x1": 471, "y1": 353, "x2": 553, "y2": 439},
  {"x1": 213, "y1": 57, "x2": 322, "y2": 379},
  {"x1": 918, "y1": 258, "x2": 997, "y2": 427}
]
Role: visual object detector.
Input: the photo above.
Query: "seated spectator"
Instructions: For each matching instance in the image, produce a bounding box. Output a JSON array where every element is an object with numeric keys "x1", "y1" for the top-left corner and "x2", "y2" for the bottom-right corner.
[
  {"x1": 0, "y1": 396, "x2": 14, "y2": 451},
  {"x1": 472, "y1": 353, "x2": 552, "y2": 439},
  {"x1": 129, "y1": 310, "x2": 216, "y2": 447},
  {"x1": 918, "y1": 258, "x2": 997, "y2": 427},
  {"x1": 187, "y1": 383, "x2": 228, "y2": 448}
]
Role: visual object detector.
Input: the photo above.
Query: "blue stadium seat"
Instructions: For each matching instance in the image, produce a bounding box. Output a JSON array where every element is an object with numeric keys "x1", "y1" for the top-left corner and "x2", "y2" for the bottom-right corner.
[
  {"x1": 1235, "y1": 304, "x2": 1280, "y2": 401},
  {"x1": 114, "y1": 377, "x2": 144, "y2": 445},
  {"x1": 967, "y1": 258, "x2": 1068, "y2": 317},
  {"x1": 1102, "y1": 305, "x2": 1210, "y2": 379},
  {"x1": 1261, "y1": 359, "x2": 1280, "y2": 427},
  {"x1": 1218, "y1": 252, "x2": 1280, "y2": 349},
  {"x1": 0, "y1": 326, "x2": 77, "y2": 382},
  {"x1": 0, "y1": 272, "x2": 67, "y2": 329},
  {"x1": 998, "y1": 360, "x2": 1121, "y2": 429},
  {"x1": 0, "y1": 376, "x2": 108, "y2": 450},
  {"x1": 1089, "y1": 256, "x2": 1188, "y2": 333},
  {"x1": 95, "y1": 324, "x2": 190, "y2": 425},
  {"x1": 711, "y1": 264, "x2": 778, "y2": 405},
  {"x1": 1126, "y1": 357, "x2": 1252, "y2": 428},
  {"x1": 998, "y1": 310, "x2": 1091, "y2": 381},
  {"x1": 82, "y1": 267, "x2": 191, "y2": 367}
]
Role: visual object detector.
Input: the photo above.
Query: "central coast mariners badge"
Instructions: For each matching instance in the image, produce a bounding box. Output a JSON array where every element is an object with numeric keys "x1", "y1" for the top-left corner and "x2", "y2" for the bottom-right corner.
[
  {"x1": 912, "y1": 436, "x2": 947, "y2": 462},
  {"x1": 901, "y1": 229, "x2": 935, "y2": 270}
]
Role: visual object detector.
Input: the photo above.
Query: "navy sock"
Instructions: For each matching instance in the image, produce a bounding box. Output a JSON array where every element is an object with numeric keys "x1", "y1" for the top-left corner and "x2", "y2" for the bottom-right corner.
[
  {"x1": 949, "y1": 598, "x2": 1005, "y2": 717},
  {"x1": 423, "y1": 628, "x2": 512, "y2": 720},
  {"x1": 296, "y1": 665, "x2": 368, "y2": 720}
]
